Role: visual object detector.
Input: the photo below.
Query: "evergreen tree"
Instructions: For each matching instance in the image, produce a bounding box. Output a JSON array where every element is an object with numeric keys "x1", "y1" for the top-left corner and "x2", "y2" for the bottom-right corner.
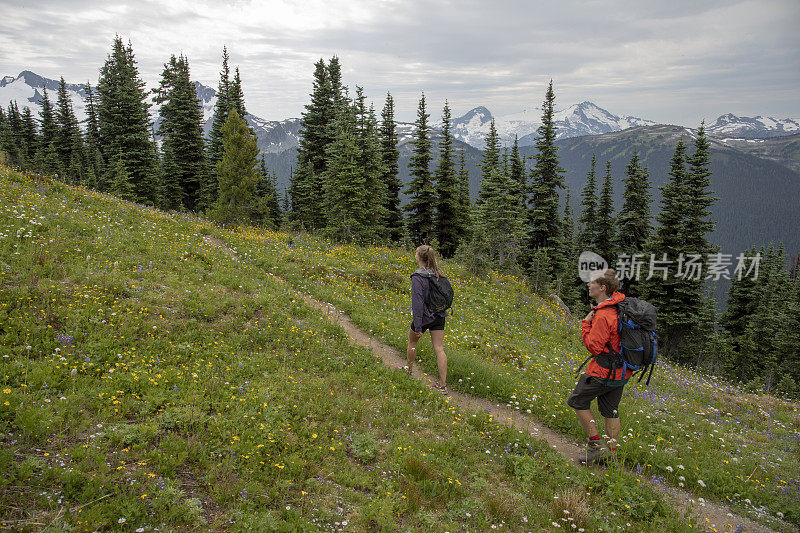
[
  {"x1": 324, "y1": 94, "x2": 371, "y2": 241},
  {"x1": 36, "y1": 89, "x2": 61, "y2": 176},
  {"x1": 640, "y1": 140, "x2": 698, "y2": 361},
  {"x1": 256, "y1": 156, "x2": 282, "y2": 229},
  {"x1": 456, "y1": 149, "x2": 473, "y2": 246},
  {"x1": 54, "y1": 77, "x2": 85, "y2": 183},
  {"x1": 435, "y1": 101, "x2": 461, "y2": 256},
  {"x1": 97, "y1": 36, "x2": 158, "y2": 204},
  {"x1": 379, "y1": 92, "x2": 403, "y2": 242},
  {"x1": 404, "y1": 93, "x2": 435, "y2": 245},
  {"x1": 559, "y1": 187, "x2": 582, "y2": 306},
  {"x1": 229, "y1": 67, "x2": 247, "y2": 118},
  {"x1": 207, "y1": 46, "x2": 231, "y2": 168},
  {"x1": 211, "y1": 108, "x2": 260, "y2": 224},
  {"x1": 577, "y1": 154, "x2": 599, "y2": 252},
  {"x1": 528, "y1": 81, "x2": 566, "y2": 261},
  {"x1": 84, "y1": 83, "x2": 101, "y2": 149},
  {"x1": 291, "y1": 58, "x2": 336, "y2": 229},
  {"x1": 744, "y1": 244, "x2": 790, "y2": 392},
  {"x1": 0, "y1": 105, "x2": 18, "y2": 166},
  {"x1": 83, "y1": 83, "x2": 105, "y2": 186},
  {"x1": 617, "y1": 151, "x2": 652, "y2": 296},
  {"x1": 106, "y1": 153, "x2": 135, "y2": 201},
  {"x1": 352, "y1": 88, "x2": 386, "y2": 240},
  {"x1": 478, "y1": 119, "x2": 501, "y2": 205},
  {"x1": 472, "y1": 165, "x2": 526, "y2": 268},
  {"x1": 155, "y1": 54, "x2": 207, "y2": 211},
  {"x1": 595, "y1": 161, "x2": 616, "y2": 265},
  {"x1": 20, "y1": 107, "x2": 38, "y2": 165},
  {"x1": 509, "y1": 136, "x2": 526, "y2": 209},
  {"x1": 202, "y1": 47, "x2": 232, "y2": 209},
  {"x1": 327, "y1": 56, "x2": 343, "y2": 106},
  {"x1": 684, "y1": 122, "x2": 718, "y2": 258}
]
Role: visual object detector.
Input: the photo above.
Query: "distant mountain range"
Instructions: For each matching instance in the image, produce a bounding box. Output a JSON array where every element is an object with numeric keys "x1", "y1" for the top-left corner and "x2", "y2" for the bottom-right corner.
[{"x1": 2, "y1": 70, "x2": 799, "y2": 274}]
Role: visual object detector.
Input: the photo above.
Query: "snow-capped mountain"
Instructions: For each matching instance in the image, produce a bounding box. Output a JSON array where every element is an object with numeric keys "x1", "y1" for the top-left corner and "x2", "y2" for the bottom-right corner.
[
  {"x1": 0, "y1": 70, "x2": 90, "y2": 120},
  {"x1": 448, "y1": 101, "x2": 656, "y2": 149},
  {"x1": 0, "y1": 70, "x2": 302, "y2": 156},
  {"x1": 706, "y1": 113, "x2": 800, "y2": 139}
]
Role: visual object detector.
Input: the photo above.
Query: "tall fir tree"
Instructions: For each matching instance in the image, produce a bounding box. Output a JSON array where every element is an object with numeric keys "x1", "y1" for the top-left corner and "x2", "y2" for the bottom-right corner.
[
  {"x1": 291, "y1": 58, "x2": 337, "y2": 229},
  {"x1": 20, "y1": 107, "x2": 38, "y2": 166},
  {"x1": 352, "y1": 87, "x2": 386, "y2": 240},
  {"x1": 477, "y1": 119, "x2": 501, "y2": 206},
  {"x1": 472, "y1": 165, "x2": 526, "y2": 268},
  {"x1": 155, "y1": 54, "x2": 207, "y2": 211},
  {"x1": 97, "y1": 36, "x2": 158, "y2": 204},
  {"x1": 743, "y1": 244, "x2": 791, "y2": 392},
  {"x1": 83, "y1": 82, "x2": 105, "y2": 184},
  {"x1": 528, "y1": 81, "x2": 566, "y2": 264},
  {"x1": 5, "y1": 102, "x2": 23, "y2": 163},
  {"x1": 684, "y1": 122, "x2": 718, "y2": 258},
  {"x1": 379, "y1": 92, "x2": 403, "y2": 242},
  {"x1": 404, "y1": 93, "x2": 435, "y2": 245},
  {"x1": 0, "y1": 105, "x2": 18, "y2": 166},
  {"x1": 616, "y1": 151, "x2": 652, "y2": 296},
  {"x1": 559, "y1": 187, "x2": 582, "y2": 306},
  {"x1": 229, "y1": 67, "x2": 247, "y2": 118},
  {"x1": 577, "y1": 154, "x2": 599, "y2": 252},
  {"x1": 456, "y1": 149, "x2": 473, "y2": 246},
  {"x1": 324, "y1": 93, "x2": 371, "y2": 241},
  {"x1": 435, "y1": 101, "x2": 461, "y2": 257},
  {"x1": 36, "y1": 89, "x2": 61, "y2": 176},
  {"x1": 207, "y1": 46, "x2": 231, "y2": 167},
  {"x1": 640, "y1": 140, "x2": 698, "y2": 361},
  {"x1": 509, "y1": 136, "x2": 526, "y2": 209},
  {"x1": 211, "y1": 108, "x2": 260, "y2": 224},
  {"x1": 54, "y1": 77, "x2": 84, "y2": 183},
  {"x1": 595, "y1": 161, "x2": 616, "y2": 265}
]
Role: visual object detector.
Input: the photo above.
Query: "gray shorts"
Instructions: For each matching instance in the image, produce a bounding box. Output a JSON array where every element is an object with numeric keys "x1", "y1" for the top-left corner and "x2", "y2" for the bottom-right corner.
[{"x1": 567, "y1": 374, "x2": 624, "y2": 419}]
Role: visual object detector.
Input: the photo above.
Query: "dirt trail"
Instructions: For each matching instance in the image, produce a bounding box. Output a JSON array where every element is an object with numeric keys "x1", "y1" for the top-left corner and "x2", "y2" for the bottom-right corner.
[{"x1": 202, "y1": 235, "x2": 784, "y2": 533}]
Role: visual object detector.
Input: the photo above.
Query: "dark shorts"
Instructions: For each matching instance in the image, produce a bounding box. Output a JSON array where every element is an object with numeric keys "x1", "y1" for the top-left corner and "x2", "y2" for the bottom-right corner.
[
  {"x1": 411, "y1": 315, "x2": 446, "y2": 333},
  {"x1": 567, "y1": 374, "x2": 624, "y2": 419}
]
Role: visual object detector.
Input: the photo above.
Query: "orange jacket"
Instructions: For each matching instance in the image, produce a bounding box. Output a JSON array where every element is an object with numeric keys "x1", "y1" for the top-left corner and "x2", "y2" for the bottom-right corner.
[{"x1": 581, "y1": 291, "x2": 633, "y2": 381}]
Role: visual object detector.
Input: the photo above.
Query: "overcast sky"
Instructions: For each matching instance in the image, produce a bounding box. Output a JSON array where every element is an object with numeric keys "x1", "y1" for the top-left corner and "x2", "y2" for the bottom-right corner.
[{"x1": 1, "y1": 0, "x2": 798, "y2": 124}]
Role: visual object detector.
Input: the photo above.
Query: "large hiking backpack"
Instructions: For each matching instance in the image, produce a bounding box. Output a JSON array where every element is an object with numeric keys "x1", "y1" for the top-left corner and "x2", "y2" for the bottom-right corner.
[
  {"x1": 417, "y1": 272, "x2": 454, "y2": 313},
  {"x1": 614, "y1": 297, "x2": 658, "y2": 385},
  {"x1": 576, "y1": 297, "x2": 658, "y2": 386}
]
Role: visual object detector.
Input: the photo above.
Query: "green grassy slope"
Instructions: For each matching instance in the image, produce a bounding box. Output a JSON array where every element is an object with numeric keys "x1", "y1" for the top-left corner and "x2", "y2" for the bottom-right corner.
[
  {"x1": 220, "y1": 220, "x2": 799, "y2": 530},
  {"x1": 0, "y1": 166, "x2": 696, "y2": 531}
]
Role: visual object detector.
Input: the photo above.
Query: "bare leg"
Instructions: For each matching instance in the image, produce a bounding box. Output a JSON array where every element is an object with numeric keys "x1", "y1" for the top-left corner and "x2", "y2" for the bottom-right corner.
[
  {"x1": 430, "y1": 329, "x2": 447, "y2": 386},
  {"x1": 604, "y1": 417, "x2": 620, "y2": 451},
  {"x1": 406, "y1": 328, "x2": 420, "y2": 368},
  {"x1": 575, "y1": 409, "x2": 600, "y2": 438}
]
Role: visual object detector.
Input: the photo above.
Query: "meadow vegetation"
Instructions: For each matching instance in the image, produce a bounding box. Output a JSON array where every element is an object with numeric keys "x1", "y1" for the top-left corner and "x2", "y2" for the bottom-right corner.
[{"x1": 0, "y1": 165, "x2": 795, "y2": 531}]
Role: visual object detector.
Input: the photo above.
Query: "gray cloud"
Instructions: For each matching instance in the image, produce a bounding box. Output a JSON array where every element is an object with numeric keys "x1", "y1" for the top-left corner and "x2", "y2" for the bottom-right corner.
[{"x1": 1, "y1": 0, "x2": 798, "y2": 125}]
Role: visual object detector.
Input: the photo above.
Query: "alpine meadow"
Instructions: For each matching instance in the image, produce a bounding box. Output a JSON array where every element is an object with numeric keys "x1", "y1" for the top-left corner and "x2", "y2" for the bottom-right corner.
[{"x1": 1, "y1": 25, "x2": 799, "y2": 533}]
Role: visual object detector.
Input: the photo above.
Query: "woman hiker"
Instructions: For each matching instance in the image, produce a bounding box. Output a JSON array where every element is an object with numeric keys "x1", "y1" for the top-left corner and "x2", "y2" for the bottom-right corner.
[
  {"x1": 567, "y1": 268, "x2": 632, "y2": 465},
  {"x1": 405, "y1": 245, "x2": 449, "y2": 394}
]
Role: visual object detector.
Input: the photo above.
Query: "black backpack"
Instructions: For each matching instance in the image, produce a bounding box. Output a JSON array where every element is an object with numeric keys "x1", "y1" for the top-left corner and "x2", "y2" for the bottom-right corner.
[
  {"x1": 576, "y1": 297, "x2": 658, "y2": 386},
  {"x1": 614, "y1": 297, "x2": 658, "y2": 385},
  {"x1": 416, "y1": 271, "x2": 454, "y2": 313}
]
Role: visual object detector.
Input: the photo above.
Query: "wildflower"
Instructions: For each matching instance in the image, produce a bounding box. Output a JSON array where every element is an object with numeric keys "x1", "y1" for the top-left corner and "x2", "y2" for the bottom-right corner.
[
  {"x1": 666, "y1": 466, "x2": 673, "y2": 472},
  {"x1": 2, "y1": 389, "x2": 9, "y2": 394},
  {"x1": 118, "y1": 518, "x2": 126, "y2": 524},
  {"x1": 698, "y1": 480, "x2": 706, "y2": 487}
]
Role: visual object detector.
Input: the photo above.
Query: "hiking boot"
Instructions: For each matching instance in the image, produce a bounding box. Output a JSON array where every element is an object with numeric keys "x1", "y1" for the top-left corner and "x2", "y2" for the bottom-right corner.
[{"x1": 580, "y1": 440, "x2": 608, "y2": 466}]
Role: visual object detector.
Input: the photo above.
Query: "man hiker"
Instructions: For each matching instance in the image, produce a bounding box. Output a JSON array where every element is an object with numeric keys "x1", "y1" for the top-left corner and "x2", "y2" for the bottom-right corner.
[{"x1": 567, "y1": 269, "x2": 632, "y2": 465}]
